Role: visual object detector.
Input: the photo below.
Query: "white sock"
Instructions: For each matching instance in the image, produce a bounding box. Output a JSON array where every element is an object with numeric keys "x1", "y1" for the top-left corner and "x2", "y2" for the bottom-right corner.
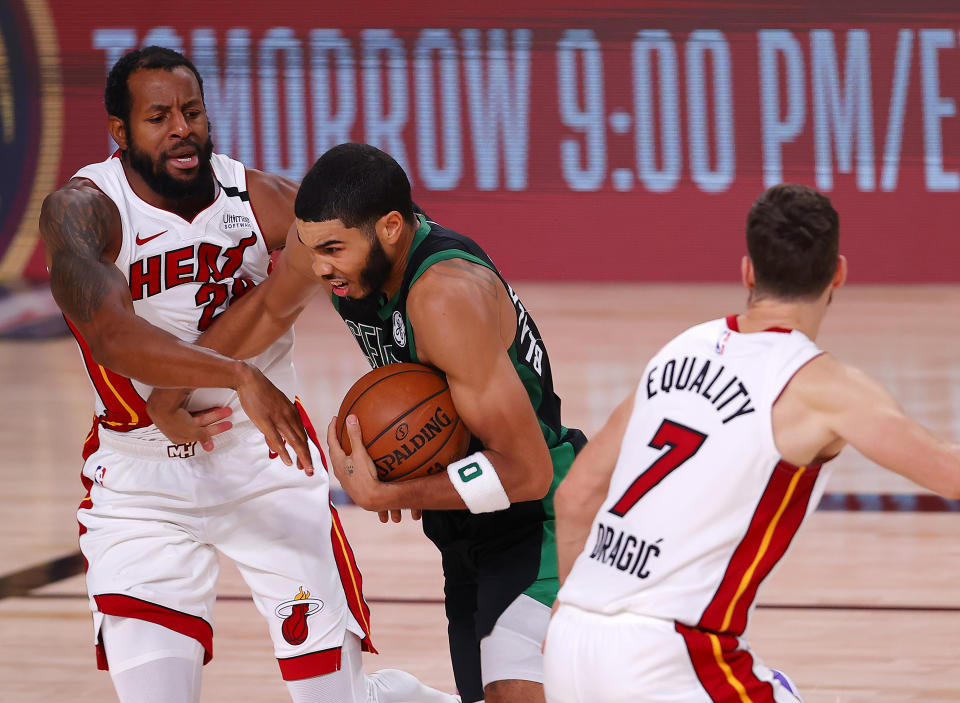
[
  {"x1": 286, "y1": 633, "x2": 367, "y2": 702},
  {"x1": 366, "y1": 668, "x2": 461, "y2": 702},
  {"x1": 284, "y1": 631, "x2": 459, "y2": 703}
]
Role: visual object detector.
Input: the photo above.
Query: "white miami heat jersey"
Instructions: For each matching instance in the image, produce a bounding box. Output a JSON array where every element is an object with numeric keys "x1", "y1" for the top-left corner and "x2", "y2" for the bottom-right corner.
[
  {"x1": 69, "y1": 152, "x2": 295, "y2": 442},
  {"x1": 558, "y1": 316, "x2": 833, "y2": 637}
]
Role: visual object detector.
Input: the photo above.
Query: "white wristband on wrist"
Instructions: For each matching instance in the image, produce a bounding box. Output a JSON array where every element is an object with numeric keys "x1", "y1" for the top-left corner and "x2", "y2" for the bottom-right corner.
[{"x1": 447, "y1": 452, "x2": 510, "y2": 514}]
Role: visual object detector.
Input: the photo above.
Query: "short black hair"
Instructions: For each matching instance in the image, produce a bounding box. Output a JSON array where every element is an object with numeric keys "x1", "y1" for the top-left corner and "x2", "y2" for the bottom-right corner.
[
  {"x1": 295, "y1": 143, "x2": 416, "y2": 231},
  {"x1": 746, "y1": 184, "x2": 840, "y2": 300},
  {"x1": 105, "y1": 46, "x2": 205, "y2": 123}
]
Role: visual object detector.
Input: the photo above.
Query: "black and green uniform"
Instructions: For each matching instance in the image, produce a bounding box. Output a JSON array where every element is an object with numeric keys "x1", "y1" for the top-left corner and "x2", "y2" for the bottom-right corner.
[{"x1": 333, "y1": 214, "x2": 586, "y2": 701}]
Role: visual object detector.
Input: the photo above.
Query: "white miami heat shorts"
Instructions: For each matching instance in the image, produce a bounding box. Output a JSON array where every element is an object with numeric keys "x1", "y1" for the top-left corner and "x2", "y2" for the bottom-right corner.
[
  {"x1": 78, "y1": 419, "x2": 373, "y2": 681},
  {"x1": 543, "y1": 604, "x2": 801, "y2": 703}
]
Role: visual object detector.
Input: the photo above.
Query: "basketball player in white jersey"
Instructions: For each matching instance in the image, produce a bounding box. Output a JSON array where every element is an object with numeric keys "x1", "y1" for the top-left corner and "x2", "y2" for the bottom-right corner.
[
  {"x1": 39, "y1": 46, "x2": 457, "y2": 703},
  {"x1": 542, "y1": 184, "x2": 960, "y2": 703}
]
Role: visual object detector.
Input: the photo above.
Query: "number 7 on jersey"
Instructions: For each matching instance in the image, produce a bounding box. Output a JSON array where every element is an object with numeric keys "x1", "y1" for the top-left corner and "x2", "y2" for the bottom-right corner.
[{"x1": 608, "y1": 419, "x2": 708, "y2": 517}]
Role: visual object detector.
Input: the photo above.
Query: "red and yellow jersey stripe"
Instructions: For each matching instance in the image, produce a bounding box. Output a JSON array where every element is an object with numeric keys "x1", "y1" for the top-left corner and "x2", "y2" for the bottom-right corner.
[
  {"x1": 65, "y1": 317, "x2": 151, "y2": 435},
  {"x1": 698, "y1": 460, "x2": 821, "y2": 637},
  {"x1": 677, "y1": 459, "x2": 822, "y2": 702},
  {"x1": 676, "y1": 624, "x2": 776, "y2": 703},
  {"x1": 295, "y1": 399, "x2": 375, "y2": 653}
]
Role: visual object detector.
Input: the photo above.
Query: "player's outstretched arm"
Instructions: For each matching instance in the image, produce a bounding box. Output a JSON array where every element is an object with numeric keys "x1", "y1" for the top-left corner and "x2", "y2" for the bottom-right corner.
[
  {"x1": 143, "y1": 171, "x2": 320, "y2": 467},
  {"x1": 555, "y1": 392, "x2": 634, "y2": 584},
  {"x1": 41, "y1": 180, "x2": 311, "y2": 468},
  {"x1": 329, "y1": 260, "x2": 554, "y2": 512},
  {"x1": 41, "y1": 180, "x2": 250, "y2": 389},
  {"x1": 144, "y1": 238, "x2": 318, "y2": 465},
  {"x1": 785, "y1": 354, "x2": 960, "y2": 498},
  {"x1": 180, "y1": 169, "x2": 323, "y2": 361}
]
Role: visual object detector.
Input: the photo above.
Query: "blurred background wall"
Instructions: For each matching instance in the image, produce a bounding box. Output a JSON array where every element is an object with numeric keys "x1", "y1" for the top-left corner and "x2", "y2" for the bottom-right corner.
[{"x1": 2, "y1": 0, "x2": 959, "y2": 285}]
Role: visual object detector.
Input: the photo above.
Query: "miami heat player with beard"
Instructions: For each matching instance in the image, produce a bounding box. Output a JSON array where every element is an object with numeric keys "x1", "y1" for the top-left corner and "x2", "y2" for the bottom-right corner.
[{"x1": 39, "y1": 46, "x2": 457, "y2": 703}]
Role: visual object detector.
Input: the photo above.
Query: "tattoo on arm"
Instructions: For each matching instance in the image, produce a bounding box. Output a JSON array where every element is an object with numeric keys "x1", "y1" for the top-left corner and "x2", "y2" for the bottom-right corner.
[{"x1": 40, "y1": 187, "x2": 123, "y2": 323}]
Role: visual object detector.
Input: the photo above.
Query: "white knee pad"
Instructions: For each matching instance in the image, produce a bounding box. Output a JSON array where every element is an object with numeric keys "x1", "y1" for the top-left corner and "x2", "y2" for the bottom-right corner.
[
  {"x1": 109, "y1": 656, "x2": 203, "y2": 703},
  {"x1": 479, "y1": 594, "x2": 551, "y2": 687},
  {"x1": 102, "y1": 615, "x2": 203, "y2": 703},
  {"x1": 101, "y1": 614, "x2": 204, "y2": 673}
]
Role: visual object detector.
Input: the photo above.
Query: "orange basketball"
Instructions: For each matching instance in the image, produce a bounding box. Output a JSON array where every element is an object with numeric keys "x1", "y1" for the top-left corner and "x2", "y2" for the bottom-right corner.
[{"x1": 335, "y1": 363, "x2": 471, "y2": 482}]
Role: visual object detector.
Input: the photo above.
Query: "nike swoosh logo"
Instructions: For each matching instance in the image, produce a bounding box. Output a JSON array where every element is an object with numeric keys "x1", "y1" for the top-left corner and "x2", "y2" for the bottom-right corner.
[{"x1": 135, "y1": 230, "x2": 168, "y2": 245}]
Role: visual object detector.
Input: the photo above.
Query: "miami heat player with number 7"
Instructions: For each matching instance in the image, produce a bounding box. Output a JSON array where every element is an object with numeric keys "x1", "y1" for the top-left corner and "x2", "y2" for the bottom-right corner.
[
  {"x1": 40, "y1": 46, "x2": 456, "y2": 703},
  {"x1": 543, "y1": 184, "x2": 960, "y2": 703}
]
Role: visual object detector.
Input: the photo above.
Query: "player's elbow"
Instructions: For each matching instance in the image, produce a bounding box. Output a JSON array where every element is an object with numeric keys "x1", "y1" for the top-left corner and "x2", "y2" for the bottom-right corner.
[
  {"x1": 89, "y1": 345, "x2": 113, "y2": 369},
  {"x1": 943, "y1": 487, "x2": 960, "y2": 501},
  {"x1": 84, "y1": 330, "x2": 122, "y2": 370},
  {"x1": 553, "y1": 475, "x2": 577, "y2": 516},
  {"x1": 530, "y1": 469, "x2": 554, "y2": 501},
  {"x1": 554, "y1": 473, "x2": 593, "y2": 522},
  {"x1": 83, "y1": 316, "x2": 140, "y2": 374},
  {"x1": 928, "y1": 451, "x2": 960, "y2": 499},
  {"x1": 88, "y1": 339, "x2": 136, "y2": 377},
  {"x1": 514, "y1": 456, "x2": 553, "y2": 502}
]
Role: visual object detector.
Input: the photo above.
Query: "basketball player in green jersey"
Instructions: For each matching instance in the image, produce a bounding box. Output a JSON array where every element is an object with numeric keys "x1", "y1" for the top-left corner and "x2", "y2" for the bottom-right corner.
[{"x1": 147, "y1": 142, "x2": 586, "y2": 703}]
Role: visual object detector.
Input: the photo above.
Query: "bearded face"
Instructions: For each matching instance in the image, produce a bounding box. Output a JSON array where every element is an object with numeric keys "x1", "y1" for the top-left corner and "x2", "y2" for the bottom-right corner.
[
  {"x1": 356, "y1": 234, "x2": 393, "y2": 301},
  {"x1": 126, "y1": 129, "x2": 215, "y2": 200}
]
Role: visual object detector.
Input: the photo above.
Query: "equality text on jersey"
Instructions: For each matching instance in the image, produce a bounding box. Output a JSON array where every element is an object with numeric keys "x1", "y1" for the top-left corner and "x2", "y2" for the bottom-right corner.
[{"x1": 645, "y1": 356, "x2": 755, "y2": 424}]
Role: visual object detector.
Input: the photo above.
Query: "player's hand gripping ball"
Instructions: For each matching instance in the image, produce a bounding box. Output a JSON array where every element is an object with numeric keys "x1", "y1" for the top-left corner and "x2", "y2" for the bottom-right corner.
[{"x1": 335, "y1": 363, "x2": 471, "y2": 482}]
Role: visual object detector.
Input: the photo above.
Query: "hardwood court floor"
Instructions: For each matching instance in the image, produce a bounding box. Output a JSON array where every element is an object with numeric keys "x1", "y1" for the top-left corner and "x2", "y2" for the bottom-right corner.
[{"x1": 1, "y1": 283, "x2": 959, "y2": 702}]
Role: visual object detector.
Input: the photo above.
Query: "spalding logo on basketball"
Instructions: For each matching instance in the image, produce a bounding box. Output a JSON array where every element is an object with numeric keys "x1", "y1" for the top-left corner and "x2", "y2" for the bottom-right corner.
[
  {"x1": 275, "y1": 586, "x2": 324, "y2": 646},
  {"x1": 373, "y1": 405, "x2": 457, "y2": 480},
  {"x1": 336, "y1": 363, "x2": 471, "y2": 483}
]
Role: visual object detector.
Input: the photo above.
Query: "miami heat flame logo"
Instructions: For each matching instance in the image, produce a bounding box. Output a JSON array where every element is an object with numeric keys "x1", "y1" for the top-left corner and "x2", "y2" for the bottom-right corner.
[{"x1": 275, "y1": 586, "x2": 324, "y2": 645}]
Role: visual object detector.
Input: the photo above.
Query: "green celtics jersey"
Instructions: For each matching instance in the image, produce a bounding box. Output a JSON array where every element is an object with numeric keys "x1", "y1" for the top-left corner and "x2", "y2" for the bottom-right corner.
[{"x1": 333, "y1": 214, "x2": 586, "y2": 610}]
